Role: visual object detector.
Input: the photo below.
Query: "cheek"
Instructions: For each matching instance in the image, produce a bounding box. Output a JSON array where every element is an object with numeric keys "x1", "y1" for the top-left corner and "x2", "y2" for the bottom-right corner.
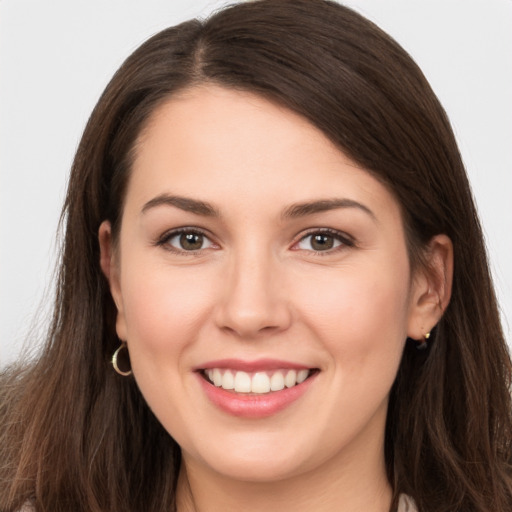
[
  {"x1": 293, "y1": 258, "x2": 411, "y2": 361},
  {"x1": 116, "y1": 261, "x2": 218, "y2": 427},
  {"x1": 118, "y1": 261, "x2": 216, "y2": 359}
]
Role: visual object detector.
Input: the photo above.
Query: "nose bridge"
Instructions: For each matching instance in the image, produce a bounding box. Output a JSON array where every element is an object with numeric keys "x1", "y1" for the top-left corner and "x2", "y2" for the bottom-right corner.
[{"x1": 215, "y1": 239, "x2": 291, "y2": 337}]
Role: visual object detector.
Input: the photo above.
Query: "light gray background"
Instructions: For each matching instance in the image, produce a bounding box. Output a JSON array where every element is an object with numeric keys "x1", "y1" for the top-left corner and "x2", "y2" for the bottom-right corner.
[{"x1": 1, "y1": 0, "x2": 511, "y2": 366}]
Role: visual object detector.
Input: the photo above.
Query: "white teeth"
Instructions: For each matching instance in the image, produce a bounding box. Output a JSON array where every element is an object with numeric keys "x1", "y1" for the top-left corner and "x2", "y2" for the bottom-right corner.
[
  {"x1": 284, "y1": 370, "x2": 297, "y2": 388},
  {"x1": 213, "y1": 368, "x2": 223, "y2": 387},
  {"x1": 222, "y1": 370, "x2": 235, "y2": 390},
  {"x1": 234, "y1": 371, "x2": 252, "y2": 393},
  {"x1": 205, "y1": 368, "x2": 312, "y2": 394},
  {"x1": 297, "y1": 369, "x2": 309, "y2": 383},
  {"x1": 251, "y1": 372, "x2": 270, "y2": 393},
  {"x1": 270, "y1": 372, "x2": 285, "y2": 391}
]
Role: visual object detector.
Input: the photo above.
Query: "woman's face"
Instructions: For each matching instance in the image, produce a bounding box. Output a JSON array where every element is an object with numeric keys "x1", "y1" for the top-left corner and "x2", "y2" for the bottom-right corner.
[{"x1": 101, "y1": 85, "x2": 430, "y2": 483}]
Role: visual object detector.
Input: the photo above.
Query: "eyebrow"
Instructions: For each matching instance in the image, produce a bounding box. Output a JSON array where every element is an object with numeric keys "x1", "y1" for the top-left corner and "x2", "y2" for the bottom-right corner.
[
  {"x1": 141, "y1": 194, "x2": 376, "y2": 222},
  {"x1": 141, "y1": 194, "x2": 220, "y2": 217},
  {"x1": 282, "y1": 198, "x2": 376, "y2": 221}
]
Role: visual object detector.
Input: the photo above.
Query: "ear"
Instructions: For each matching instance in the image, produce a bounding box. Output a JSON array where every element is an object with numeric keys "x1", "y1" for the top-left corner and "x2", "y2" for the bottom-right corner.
[
  {"x1": 407, "y1": 234, "x2": 453, "y2": 340},
  {"x1": 98, "y1": 220, "x2": 127, "y2": 341}
]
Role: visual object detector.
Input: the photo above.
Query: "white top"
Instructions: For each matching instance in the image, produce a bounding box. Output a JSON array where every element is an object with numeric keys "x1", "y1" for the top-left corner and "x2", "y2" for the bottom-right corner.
[{"x1": 398, "y1": 494, "x2": 418, "y2": 511}]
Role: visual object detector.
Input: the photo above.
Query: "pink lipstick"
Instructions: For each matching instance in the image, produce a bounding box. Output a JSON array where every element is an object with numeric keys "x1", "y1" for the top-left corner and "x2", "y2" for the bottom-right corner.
[{"x1": 195, "y1": 359, "x2": 318, "y2": 418}]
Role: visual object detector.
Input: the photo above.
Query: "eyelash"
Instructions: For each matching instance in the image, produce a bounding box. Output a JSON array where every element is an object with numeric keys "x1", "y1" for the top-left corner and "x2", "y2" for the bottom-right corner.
[
  {"x1": 155, "y1": 227, "x2": 355, "y2": 256},
  {"x1": 155, "y1": 227, "x2": 215, "y2": 255},
  {"x1": 293, "y1": 228, "x2": 355, "y2": 255}
]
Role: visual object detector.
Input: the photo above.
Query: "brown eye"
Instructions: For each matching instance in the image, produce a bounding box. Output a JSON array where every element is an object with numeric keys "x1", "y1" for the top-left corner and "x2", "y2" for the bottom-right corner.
[
  {"x1": 310, "y1": 234, "x2": 334, "y2": 251},
  {"x1": 165, "y1": 230, "x2": 213, "y2": 252},
  {"x1": 296, "y1": 230, "x2": 350, "y2": 252},
  {"x1": 180, "y1": 232, "x2": 204, "y2": 250}
]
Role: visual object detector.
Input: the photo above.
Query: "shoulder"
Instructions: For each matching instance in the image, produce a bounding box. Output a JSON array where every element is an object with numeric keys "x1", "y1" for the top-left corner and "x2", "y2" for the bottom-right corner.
[{"x1": 397, "y1": 494, "x2": 418, "y2": 512}]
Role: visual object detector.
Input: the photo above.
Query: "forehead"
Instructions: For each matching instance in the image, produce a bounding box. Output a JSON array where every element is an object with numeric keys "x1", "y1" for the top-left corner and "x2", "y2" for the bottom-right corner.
[{"x1": 127, "y1": 85, "x2": 401, "y2": 222}]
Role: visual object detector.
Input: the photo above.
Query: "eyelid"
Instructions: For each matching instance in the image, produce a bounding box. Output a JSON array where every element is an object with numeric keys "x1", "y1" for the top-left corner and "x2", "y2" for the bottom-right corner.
[
  {"x1": 155, "y1": 226, "x2": 218, "y2": 254},
  {"x1": 291, "y1": 228, "x2": 355, "y2": 253},
  {"x1": 154, "y1": 226, "x2": 354, "y2": 255}
]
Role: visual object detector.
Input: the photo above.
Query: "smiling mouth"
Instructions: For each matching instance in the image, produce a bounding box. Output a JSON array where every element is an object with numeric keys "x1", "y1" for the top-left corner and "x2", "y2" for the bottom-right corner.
[{"x1": 201, "y1": 368, "x2": 318, "y2": 394}]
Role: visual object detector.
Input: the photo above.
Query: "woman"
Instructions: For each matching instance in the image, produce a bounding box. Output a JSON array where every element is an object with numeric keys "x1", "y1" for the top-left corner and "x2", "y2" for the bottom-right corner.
[{"x1": 1, "y1": 1, "x2": 511, "y2": 511}]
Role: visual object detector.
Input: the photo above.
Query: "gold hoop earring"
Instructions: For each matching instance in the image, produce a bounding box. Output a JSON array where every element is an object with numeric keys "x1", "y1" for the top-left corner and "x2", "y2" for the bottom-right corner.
[{"x1": 112, "y1": 342, "x2": 132, "y2": 376}]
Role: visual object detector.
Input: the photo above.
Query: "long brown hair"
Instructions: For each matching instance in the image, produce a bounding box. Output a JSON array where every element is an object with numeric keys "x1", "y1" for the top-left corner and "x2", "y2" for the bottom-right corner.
[{"x1": 1, "y1": 1, "x2": 511, "y2": 510}]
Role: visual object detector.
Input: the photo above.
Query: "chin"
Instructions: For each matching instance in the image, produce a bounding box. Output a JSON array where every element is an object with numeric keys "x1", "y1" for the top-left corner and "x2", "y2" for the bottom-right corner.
[
  {"x1": 180, "y1": 424, "x2": 330, "y2": 484},
  {"x1": 200, "y1": 451, "x2": 312, "y2": 483}
]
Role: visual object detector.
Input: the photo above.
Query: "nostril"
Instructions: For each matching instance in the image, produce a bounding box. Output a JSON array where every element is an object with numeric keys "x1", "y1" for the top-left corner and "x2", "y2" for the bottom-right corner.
[{"x1": 215, "y1": 299, "x2": 293, "y2": 339}]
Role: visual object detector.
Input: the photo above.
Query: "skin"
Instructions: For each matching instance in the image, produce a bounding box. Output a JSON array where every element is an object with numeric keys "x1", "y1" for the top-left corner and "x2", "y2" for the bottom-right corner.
[{"x1": 99, "y1": 85, "x2": 452, "y2": 512}]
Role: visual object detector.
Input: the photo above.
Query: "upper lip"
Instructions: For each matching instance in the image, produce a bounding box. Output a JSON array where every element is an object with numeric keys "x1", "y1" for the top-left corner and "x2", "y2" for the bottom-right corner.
[{"x1": 194, "y1": 358, "x2": 314, "y2": 372}]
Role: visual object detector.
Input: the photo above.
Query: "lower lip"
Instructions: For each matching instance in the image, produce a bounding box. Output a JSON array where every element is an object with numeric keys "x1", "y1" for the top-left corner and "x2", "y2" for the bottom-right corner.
[{"x1": 197, "y1": 372, "x2": 317, "y2": 418}]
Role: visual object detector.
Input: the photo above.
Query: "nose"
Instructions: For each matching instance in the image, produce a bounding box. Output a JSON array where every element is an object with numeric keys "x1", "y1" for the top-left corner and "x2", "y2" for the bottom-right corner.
[{"x1": 214, "y1": 246, "x2": 292, "y2": 339}]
